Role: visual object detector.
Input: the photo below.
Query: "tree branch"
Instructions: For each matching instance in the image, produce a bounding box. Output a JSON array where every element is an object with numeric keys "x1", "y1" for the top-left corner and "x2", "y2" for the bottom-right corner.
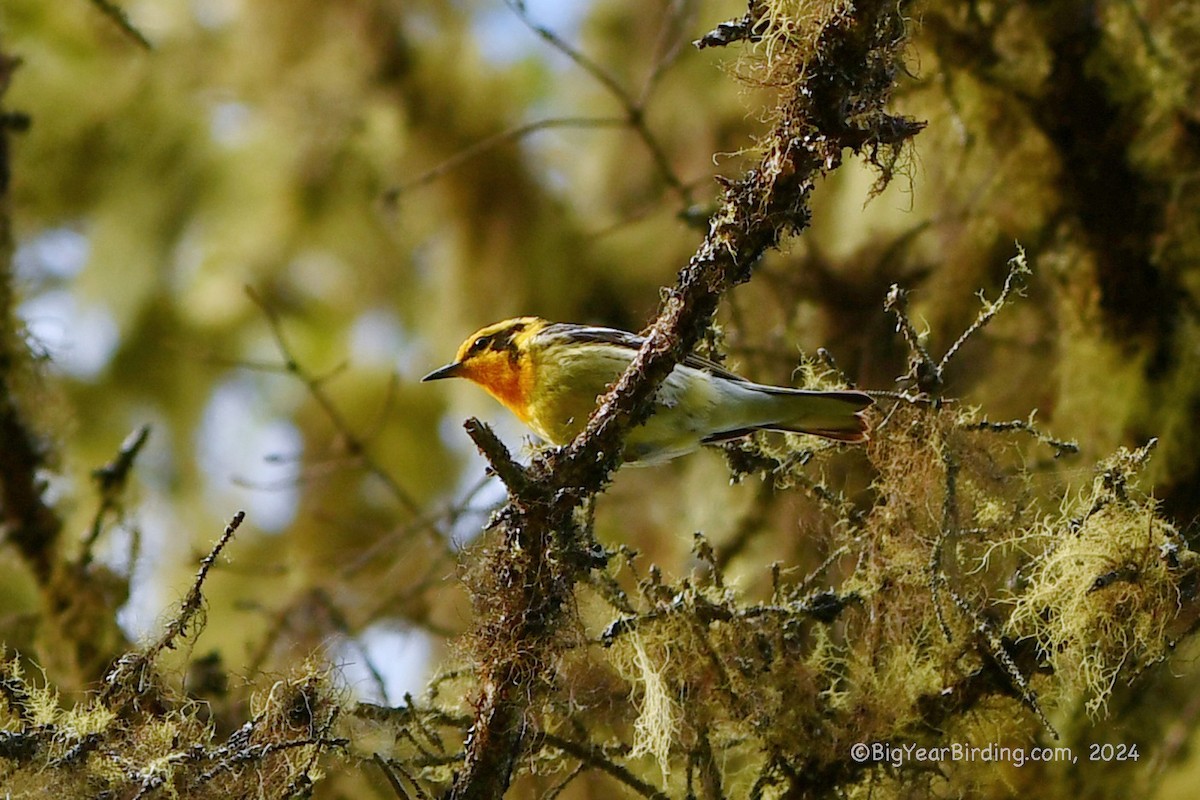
[
  {"x1": 0, "y1": 53, "x2": 60, "y2": 585},
  {"x1": 446, "y1": 3, "x2": 923, "y2": 797}
]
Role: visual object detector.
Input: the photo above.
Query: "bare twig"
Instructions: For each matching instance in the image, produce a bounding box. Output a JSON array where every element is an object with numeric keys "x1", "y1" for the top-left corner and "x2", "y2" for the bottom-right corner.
[
  {"x1": 387, "y1": 116, "x2": 625, "y2": 199},
  {"x1": 503, "y1": 0, "x2": 692, "y2": 206},
  {"x1": 244, "y1": 287, "x2": 423, "y2": 518},
  {"x1": 540, "y1": 761, "x2": 586, "y2": 800},
  {"x1": 391, "y1": 0, "x2": 698, "y2": 208},
  {"x1": 374, "y1": 753, "x2": 414, "y2": 800},
  {"x1": 316, "y1": 590, "x2": 390, "y2": 702},
  {"x1": 341, "y1": 474, "x2": 490, "y2": 578},
  {"x1": 538, "y1": 732, "x2": 671, "y2": 800},
  {"x1": 462, "y1": 418, "x2": 532, "y2": 498},
  {"x1": 938, "y1": 246, "x2": 1031, "y2": 373},
  {"x1": 87, "y1": 0, "x2": 153, "y2": 49},
  {"x1": 637, "y1": 0, "x2": 695, "y2": 107},
  {"x1": 884, "y1": 283, "x2": 940, "y2": 394},
  {"x1": 888, "y1": 246, "x2": 1032, "y2": 397},
  {"x1": 80, "y1": 424, "x2": 150, "y2": 566}
]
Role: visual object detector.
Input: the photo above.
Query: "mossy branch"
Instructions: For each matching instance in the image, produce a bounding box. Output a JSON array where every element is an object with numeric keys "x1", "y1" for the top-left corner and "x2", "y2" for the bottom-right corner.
[
  {"x1": 965, "y1": 416, "x2": 1079, "y2": 459},
  {"x1": 600, "y1": 588, "x2": 858, "y2": 646},
  {"x1": 887, "y1": 246, "x2": 1031, "y2": 397},
  {"x1": 462, "y1": 418, "x2": 532, "y2": 499},
  {"x1": 445, "y1": 1, "x2": 923, "y2": 797},
  {"x1": 100, "y1": 510, "x2": 244, "y2": 706}
]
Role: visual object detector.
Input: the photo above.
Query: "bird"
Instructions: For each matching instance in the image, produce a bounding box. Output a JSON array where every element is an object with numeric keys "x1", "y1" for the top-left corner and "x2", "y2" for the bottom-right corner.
[{"x1": 422, "y1": 317, "x2": 873, "y2": 465}]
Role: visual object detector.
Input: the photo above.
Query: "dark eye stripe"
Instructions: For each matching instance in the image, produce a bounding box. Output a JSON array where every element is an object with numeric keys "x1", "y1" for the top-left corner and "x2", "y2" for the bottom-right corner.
[
  {"x1": 464, "y1": 322, "x2": 528, "y2": 360},
  {"x1": 489, "y1": 323, "x2": 526, "y2": 352}
]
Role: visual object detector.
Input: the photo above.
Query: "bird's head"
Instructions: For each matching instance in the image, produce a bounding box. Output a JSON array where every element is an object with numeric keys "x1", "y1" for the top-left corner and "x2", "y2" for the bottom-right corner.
[{"x1": 422, "y1": 317, "x2": 547, "y2": 415}]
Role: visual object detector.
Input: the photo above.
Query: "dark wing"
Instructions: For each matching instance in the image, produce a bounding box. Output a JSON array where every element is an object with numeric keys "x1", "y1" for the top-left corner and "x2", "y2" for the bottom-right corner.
[
  {"x1": 537, "y1": 323, "x2": 748, "y2": 382},
  {"x1": 538, "y1": 323, "x2": 646, "y2": 351}
]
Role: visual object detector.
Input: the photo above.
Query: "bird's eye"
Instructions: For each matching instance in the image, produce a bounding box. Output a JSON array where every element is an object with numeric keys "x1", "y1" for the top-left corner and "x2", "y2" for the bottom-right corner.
[{"x1": 470, "y1": 336, "x2": 489, "y2": 353}]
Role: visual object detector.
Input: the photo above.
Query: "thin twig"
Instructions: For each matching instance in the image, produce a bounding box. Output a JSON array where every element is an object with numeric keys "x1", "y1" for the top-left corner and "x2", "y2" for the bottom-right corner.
[
  {"x1": 637, "y1": 0, "x2": 696, "y2": 106},
  {"x1": 151, "y1": 511, "x2": 243, "y2": 660},
  {"x1": 340, "y1": 474, "x2": 490, "y2": 578},
  {"x1": 937, "y1": 245, "x2": 1031, "y2": 373},
  {"x1": 540, "y1": 762, "x2": 586, "y2": 800},
  {"x1": 244, "y1": 286, "x2": 423, "y2": 517},
  {"x1": 81, "y1": 424, "x2": 151, "y2": 566},
  {"x1": 373, "y1": 753, "x2": 413, "y2": 800},
  {"x1": 504, "y1": 0, "x2": 691, "y2": 205},
  {"x1": 88, "y1": 0, "x2": 152, "y2": 49},
  {"x1": 965, "y1": 416, "x2": 1079, "y2": 459},
  {"x1": 884, "y1": 283, "x2": 939, "y2": 394},
  {"x1": 387, "y1": 116, "x2": 625, "y2": 198},
  {"x1": 887, "y1": 245, "x2": 1032, "y2": 397},
  {"x1": 538, "y1": 732, "x2": 671, "y2": 800},
  {"x1": 943, "y1": 585, "x2": 1057, "y2": 739},
  {"x1": 930, "y1": 448, "x2": 959, "y2": 642}
]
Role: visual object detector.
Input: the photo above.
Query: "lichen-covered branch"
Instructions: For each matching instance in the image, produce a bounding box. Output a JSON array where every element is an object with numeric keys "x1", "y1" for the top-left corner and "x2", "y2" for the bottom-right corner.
[
  {"x1": 1, "y1": 512, "x2": 348, "y2": 797},
  {"x1": 100, "y1": 511, "x2": 244, "y2": 707},
  {"x1": 445, "y1": 2, "x2": 924, "y2": 797}
]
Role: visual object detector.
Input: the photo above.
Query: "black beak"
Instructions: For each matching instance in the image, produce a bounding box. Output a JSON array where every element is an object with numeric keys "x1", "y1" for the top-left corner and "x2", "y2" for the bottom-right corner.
[{"x1": 421, "y1": 362, "x2": 462, "y2": 382}]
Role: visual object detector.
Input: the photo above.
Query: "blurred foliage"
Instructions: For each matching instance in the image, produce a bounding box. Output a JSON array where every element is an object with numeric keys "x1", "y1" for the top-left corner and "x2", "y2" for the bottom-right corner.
[{"x1": 0, "y1": 0, "x2": 1199, "y2": 797}]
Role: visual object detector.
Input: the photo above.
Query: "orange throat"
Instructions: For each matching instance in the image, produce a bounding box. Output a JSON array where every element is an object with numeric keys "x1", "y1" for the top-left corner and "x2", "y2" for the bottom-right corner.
[{"x1": 462, "y1": 354, "x2": 533, "y2": 423}]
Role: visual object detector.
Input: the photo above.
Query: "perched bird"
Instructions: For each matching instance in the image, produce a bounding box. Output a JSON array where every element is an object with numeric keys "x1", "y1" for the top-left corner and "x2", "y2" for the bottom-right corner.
[{"x1": 422, "y1": 317, "x2": 873, "y2": 465}]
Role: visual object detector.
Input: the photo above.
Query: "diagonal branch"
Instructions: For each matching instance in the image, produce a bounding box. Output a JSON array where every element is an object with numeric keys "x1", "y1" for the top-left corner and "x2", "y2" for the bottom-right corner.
[
  {"x1": 446, "y1": 3, "x2": 923, "y2": 798},
  {"x1": 99, "y1": 511, "x2": 244, "y2": 706}
]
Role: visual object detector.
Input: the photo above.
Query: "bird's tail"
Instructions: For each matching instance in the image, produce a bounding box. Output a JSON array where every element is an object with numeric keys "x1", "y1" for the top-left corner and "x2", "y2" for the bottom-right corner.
[{"x1": 706, "y1": 385, "x2": 874, "y2": 444}]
